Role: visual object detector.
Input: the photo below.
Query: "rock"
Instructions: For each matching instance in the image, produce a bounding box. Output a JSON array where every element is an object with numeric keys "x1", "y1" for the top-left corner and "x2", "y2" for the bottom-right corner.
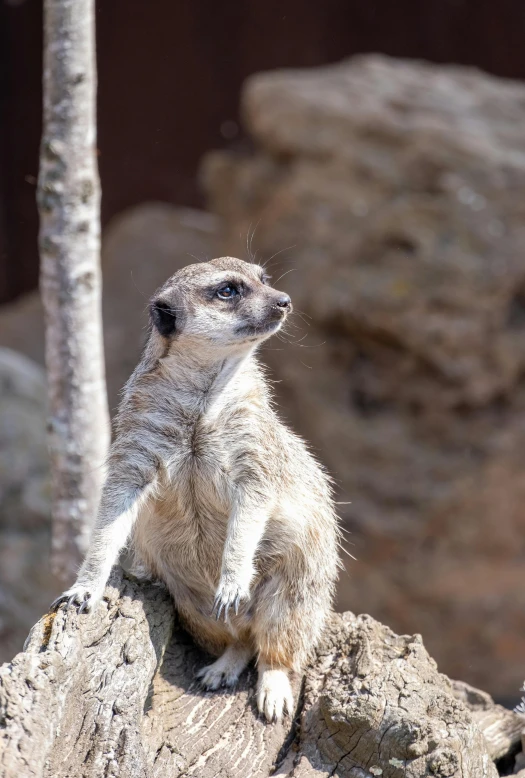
[
  {"x1": 0, "y1": 348, "x2": 49, "y2": 529},
  {"x1": 0, "y1": 293, "x2": 45, "y2": 368},
  {"x1": 0, "y1": 348, "x2": 59, "y2": 663},
  {"x1": 201, "y1": 55, "x2": 525, "y2": 698}
]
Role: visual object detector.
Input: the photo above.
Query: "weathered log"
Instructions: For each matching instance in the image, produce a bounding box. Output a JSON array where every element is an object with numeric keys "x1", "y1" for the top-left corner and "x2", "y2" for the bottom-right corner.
[{"x1": 0, "y1": 568, "x2": 522, "y2": 777}]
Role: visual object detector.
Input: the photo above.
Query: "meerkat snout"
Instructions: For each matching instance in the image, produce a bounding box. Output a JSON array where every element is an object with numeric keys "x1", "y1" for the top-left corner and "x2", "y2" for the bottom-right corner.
[{"x1": 271, "y1": 293, "x2": 292, "y2": 314}]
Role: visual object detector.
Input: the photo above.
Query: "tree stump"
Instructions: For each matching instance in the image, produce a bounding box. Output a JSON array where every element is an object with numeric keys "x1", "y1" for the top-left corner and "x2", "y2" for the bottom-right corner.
[{"x1": 0, "y1": 568, "x2": 522, "y2": 777}]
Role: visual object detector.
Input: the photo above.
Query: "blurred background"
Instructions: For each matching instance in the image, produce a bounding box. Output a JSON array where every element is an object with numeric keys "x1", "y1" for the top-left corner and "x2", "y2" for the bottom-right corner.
[{"x1": 1, "y1": 0, "x2": 525, "y2": 705}]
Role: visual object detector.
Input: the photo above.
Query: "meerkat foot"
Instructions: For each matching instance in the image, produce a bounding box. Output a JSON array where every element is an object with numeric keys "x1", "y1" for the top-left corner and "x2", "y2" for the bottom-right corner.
[
  {"x1": 197, "y1": 644, "x2": 252, "y2": 690},
  {"x1": 256, "y1": 664, "x2": 294, "y2": 723}
]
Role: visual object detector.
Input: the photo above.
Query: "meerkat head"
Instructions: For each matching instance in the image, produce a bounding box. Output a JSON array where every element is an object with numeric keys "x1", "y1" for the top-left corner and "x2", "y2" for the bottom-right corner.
[{"x1": 149, "y1": 257, "x2": 292, "y2": 351}]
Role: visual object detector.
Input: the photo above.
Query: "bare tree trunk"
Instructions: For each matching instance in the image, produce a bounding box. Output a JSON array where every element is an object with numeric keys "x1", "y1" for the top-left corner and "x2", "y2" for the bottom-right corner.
[
  {"x1": 37, "y1": 0, "x2": 110, "y2": 583},
  {"x1": 0, "y1": 570, "x2": 523, "y2": 777}
]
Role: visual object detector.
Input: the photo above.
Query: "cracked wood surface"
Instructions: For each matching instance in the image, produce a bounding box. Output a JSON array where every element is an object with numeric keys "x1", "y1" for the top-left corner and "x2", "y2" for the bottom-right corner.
[{"x1": 0, "y1": 568, "x2": 521, "y2": 777}]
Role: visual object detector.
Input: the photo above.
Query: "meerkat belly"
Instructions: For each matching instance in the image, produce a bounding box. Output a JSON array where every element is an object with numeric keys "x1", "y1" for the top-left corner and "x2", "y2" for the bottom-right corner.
[{"x1": 132, "y1": 448, "x2": 232, "y2": 602}]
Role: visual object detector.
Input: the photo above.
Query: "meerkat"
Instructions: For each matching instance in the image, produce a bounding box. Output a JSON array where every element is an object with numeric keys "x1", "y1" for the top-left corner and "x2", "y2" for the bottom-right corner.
[{"x1": 52, "y1": 256, "x2": 339, "y2": 722}]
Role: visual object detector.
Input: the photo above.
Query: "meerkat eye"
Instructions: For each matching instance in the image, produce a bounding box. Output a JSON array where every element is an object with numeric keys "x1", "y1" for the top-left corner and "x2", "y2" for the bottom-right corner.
[{"x1": 217, "y1": 283, "x2": 239, "y2": 300}]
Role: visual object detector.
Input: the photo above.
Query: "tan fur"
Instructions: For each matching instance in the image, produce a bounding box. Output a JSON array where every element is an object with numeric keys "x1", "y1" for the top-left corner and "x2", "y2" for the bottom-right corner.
[{"x1": 54, "y1": 257, "x2": 340, "y2": 722}]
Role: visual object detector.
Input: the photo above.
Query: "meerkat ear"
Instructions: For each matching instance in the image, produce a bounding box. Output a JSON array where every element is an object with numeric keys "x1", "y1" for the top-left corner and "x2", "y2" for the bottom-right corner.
[{"x1": 150, "y1": 299, "x2": 177, "y2": 337}]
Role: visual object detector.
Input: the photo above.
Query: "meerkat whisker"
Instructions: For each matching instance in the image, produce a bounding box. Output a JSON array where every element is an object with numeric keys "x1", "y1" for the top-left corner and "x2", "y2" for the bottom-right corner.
[
  {"x1": 273, "y1": 268, "x2": 295, "y2": 285},
  {"x1": 248, "y1": 219, "x2": 261, "y2": 262},
  {"x1": 291, "y1": 312, "x2": 311, "y2": 327},
  {"x1": 261, "y1": 245, "x2": 297, "y2": 269}
]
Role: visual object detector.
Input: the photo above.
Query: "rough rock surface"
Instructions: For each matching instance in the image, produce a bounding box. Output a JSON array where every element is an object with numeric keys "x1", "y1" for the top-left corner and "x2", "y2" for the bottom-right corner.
[
  {"x1": 0, "y1": 349, "x2": 59, "y2": 663},
  {"x1": 201, "y1": 55, "x2": 525, "y2": 699},
  {"x1": 2, "y1": 568, "x2": 518, "y2": 778}
]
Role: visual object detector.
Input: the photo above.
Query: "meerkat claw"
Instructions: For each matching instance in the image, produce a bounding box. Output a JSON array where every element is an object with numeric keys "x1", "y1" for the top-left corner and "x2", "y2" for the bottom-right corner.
[
  {"x1": 78, "y1": 596, "x2": 91, "y2": 614},
  {"x1": 50, "y1": 594, "x2": 67, "y2": 611},
  {"x1": 213, "y1": 578, "x2": 250, "y2": 621},
  {"x1": 51, "y1": 584, "x2": 102, "y2": 614},
  {"x1": 213, "y1": 596, "x2": 225, "y2": 621}
]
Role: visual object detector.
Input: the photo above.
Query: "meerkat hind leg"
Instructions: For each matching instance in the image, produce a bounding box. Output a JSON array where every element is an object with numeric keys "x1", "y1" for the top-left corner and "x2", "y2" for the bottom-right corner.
[
  {"x1": 197, "y1": 644, "x2": 252, "y2": 690},
  {"x1": 256, "y1": 662, "x2": 294, "y2": 723}
]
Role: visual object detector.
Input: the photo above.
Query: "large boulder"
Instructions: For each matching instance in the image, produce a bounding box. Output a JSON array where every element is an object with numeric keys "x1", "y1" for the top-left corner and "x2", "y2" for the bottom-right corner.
[
  {"x1": 0, "y1": 348, "x2": 59, "y2": 663},
  {"x1": 201, "y1": 55, "x2": 525, "y2": 699}
]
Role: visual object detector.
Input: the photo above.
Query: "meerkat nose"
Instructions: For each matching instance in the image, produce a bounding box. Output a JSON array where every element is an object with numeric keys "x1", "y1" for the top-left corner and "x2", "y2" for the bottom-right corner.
[{"x1": 275, "y1": 294, "x2": 292, "y2": 310}]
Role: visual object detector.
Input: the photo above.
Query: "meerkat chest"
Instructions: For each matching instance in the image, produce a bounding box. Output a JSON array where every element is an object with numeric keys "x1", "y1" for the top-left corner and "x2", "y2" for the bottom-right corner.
[
  {"x1": 176, "y1": 414, "x2": 228, "y2": 469},
  {"x1": 164, "y1": 415, "x2": 234, "y2": 512},
  {"x1": 135, "y1": 418, "x2": 233, "y2": 584}
]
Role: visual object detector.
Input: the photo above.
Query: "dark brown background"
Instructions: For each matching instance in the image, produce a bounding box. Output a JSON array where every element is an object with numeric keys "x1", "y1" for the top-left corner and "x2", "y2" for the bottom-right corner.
[{"x1": 1, "y1": 0, "x2": 525, "y2": 304}]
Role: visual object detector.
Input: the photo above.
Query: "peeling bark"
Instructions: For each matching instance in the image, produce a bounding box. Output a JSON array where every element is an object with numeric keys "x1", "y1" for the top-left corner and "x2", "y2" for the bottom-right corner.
[
  {"x1": 0, "y1": 569, "x2": 522, "y2": 777},
  {"x1": 37, "y1": 0, "x2": 110, "y2": 582}
]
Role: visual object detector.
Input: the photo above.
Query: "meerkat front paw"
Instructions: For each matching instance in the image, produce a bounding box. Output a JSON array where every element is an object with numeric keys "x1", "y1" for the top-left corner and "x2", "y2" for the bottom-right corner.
[
  {"x1": 51, "y1": 581, "x2": 105, "y2": 614},
  {"x1": 213, "y1": 571, "x2": 252, "y2": 620},
  {"x1": 257, "y1": 667, "x2": 294, "y2": 723}
]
